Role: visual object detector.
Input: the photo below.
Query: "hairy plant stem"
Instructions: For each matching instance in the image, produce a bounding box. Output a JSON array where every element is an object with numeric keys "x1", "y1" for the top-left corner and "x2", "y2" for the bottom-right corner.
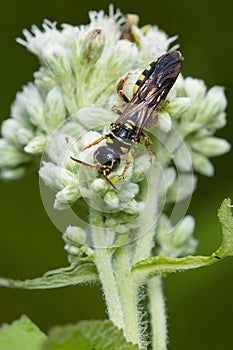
[
  {"x1": 133, "y1": 167, "x2": 160, "y2": 264},
  {"x1": 89, "y1": 167, "x2": 168, "y2": 350},
  {"x1": 148, "y1": 277, "x2": 167, "y2": 350},
  {"x1": 115, "y1": 244, "x2": 142, "y2": 347},
  {"x1": 89, "y1": 209, "x2": 124, "y2": 330}
]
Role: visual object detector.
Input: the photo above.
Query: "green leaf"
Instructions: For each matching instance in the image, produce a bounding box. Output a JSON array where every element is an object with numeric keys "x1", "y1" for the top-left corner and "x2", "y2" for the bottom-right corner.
[
  {"x1": 216, "y1": 198, "x2": 233, "y2": 258},
  {"x1": 0, "y1": 315, "x2": 46, "y2": 350},
  {"x1": 41, "y1": 321, "x2": 139, "y2": 350},
  {"x1": 0, "y1": 263, "x2": 98, "y2": 289},
  {"x1": 132, "y1": 198, "x2": 233, "y2": 281}
]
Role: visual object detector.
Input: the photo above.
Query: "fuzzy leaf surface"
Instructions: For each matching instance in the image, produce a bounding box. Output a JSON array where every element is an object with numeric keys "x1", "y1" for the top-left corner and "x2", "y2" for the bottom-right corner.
[
  {"x1": 132, "y1": 198, "x2": 233, "y2": 280},
  {"x1": 41, "y1": 321, "x2": 139, "y2": 350},
  {"x1": 0, "y1": 316, "x2": 46, "y2": 350},
  {"x1": 0, "y1": 263, "x2": 98, "y2": 289}
]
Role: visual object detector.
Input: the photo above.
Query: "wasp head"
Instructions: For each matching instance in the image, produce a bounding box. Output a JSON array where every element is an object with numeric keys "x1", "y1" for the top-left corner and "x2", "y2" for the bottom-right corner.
[{"x1": 93, "y1": 146, "x2": 121, "y2": 175}]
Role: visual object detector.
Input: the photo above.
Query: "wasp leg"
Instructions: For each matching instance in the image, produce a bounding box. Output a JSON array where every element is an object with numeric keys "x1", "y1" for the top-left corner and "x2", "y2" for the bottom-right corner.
[
  {"x1": 144, "y1": 113, "x2": 158, "y2": 129},
  {"x1": 111, "y1": 105, "x2": 123, "y2": 116},
  {"x1": 117, "y1": 73, "x2": 131, "y2": 103},
  {"x1": 118, "y1": 90, "x2": 130, "y2": 103},
  {"x1": 142, "y1": 134, "x2": 158, "y2": 164},
  {"x1": 82, "y1": 134, "x2": 108, "y2": 151},
  {"x1": 118, "y1": 150, "x2": 132, "y2": 180},
  {"x1": 143, "y1": 134, "x2": 152, "y2": 149}
]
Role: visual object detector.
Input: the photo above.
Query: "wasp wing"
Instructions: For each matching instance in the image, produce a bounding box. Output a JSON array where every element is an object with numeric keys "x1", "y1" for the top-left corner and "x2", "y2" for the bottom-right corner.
[{"x1": 114, "y1": 51, "x2": 182, "y2": 140}]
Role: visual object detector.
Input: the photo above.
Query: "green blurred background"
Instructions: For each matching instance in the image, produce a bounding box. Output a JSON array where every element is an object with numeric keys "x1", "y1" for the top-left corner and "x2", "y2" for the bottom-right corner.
[{"x1": 0, "y1": 0, "x2": 232, "y2": 349}]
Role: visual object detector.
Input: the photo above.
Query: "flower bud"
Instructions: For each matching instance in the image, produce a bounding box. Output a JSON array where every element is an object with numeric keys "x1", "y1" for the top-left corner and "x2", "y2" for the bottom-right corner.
[
  {"x1": 91, "y1": 178, "x2": 108, "y2": 194},
  {"x1": 192, "y1": 151, "x2": 214, "y2": 176},
  {"x1": 82, "y1": 29, "x2": 105, "y2": 63},
  {"x1": 167, "y1": 97, "x2": 191, "y2": 118},
  {"x1": 0, "y1": 167, "x2": 26, "y2": 180},
  {"x1": 39, "y1": 162, "x2": 63, "y2": 190},
  {"x1": 104, "y1": 190, "x2": 119, "y2": 208},
  {"x1": 64, "y1": 225, "x2": 86, "y2": 245},
  {"x1": 0, "y1": 139, "x2": 29, "y2": 167},
  {"x1": 191, "y1": 137, "x2": 230, "y2": 157},
  {"x1": 184, "y1": 77, "x2": 206, "y2": 103},
  {"x1": 196, "y1": 86, "x2": 227, "y2": 124},
  {"x1": 156, "y1": 111, "x2": 171, "y2": 133},
  {"x1": 1, "y1": 119, "x2": 20, "y2": 143},
  {"x1": 124, "y1": 199, "x2": 144, "y2": 215},
  {"x1": 54, "y1": 184, "x2": 80, "y2": 210},
  {"x1": 24, "y1": 135, "x2": 47, "y2": 154},
  {"x1": 44, "y1": 86, "x2": 66, "y2": 131}
]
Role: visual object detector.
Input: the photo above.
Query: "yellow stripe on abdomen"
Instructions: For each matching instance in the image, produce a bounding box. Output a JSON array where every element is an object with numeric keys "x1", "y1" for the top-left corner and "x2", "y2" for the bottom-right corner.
[{"x1": 133, "y1": 57, "x2": 158, "y2": 95}]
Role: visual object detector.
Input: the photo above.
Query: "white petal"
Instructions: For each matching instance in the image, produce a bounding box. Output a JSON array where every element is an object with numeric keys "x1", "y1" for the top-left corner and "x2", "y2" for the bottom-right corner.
[
  {"x1": 0, "y1": 139, "x2": 30, "y2": 167},
  {"x1": 156, "y1": 111, "x2": 172, "y2": 133},
  {"x1": 192, "y1": 151, "x2": 214, "y2": 176},
  {"x1": 173, "y1": 142, "x2": 192, "y2": 172},
  {"x1": 197, "y1": 86, "x2": 227, "y2": 123},
  {"x1": 191, "y1": 137, "x2": 231, "y2": 157},
  {"x1": 167, "y1": 97, "x2": 191, "y2": 118},
  {"x1": 39, "y1": 161, "x2": 64, "y2": 191},
  {"x1": 164, "y1": 167, "x2": 176, "y2": 190},
  {"x1": 44, "y1": 85, "x2": 66, "y2": 131},
  {"x1": 184, "y1": 77, "x2": 207, "y2": 102},
  {"x1": 0, "y1": 167, "x2": 26, "y2": 180}
]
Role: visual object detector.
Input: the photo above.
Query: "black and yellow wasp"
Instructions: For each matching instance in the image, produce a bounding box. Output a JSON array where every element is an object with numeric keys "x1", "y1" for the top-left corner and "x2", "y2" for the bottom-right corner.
[{"x1": 71, "y1": 51, "x2": 182, "y2": 190}]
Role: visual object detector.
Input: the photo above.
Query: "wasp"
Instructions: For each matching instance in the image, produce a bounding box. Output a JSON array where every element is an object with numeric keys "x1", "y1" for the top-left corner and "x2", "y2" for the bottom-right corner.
[{"x1": 71, "y1": 51, "x2": 182, "y2": 190}]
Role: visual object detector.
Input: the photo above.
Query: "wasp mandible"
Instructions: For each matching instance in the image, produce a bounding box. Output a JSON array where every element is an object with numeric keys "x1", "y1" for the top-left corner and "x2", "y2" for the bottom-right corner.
[{"x1": 71, "y1": 51, "x2": 182, "y2": 190}]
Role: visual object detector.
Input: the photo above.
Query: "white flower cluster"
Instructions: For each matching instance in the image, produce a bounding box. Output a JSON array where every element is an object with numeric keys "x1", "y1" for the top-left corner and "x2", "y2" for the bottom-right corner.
[
  {"x1": 0, "y1": 6, "x2": 230, "y2": 257},
  {"x1": 171, "y1": 76, "x2": 230, "y2": 176},
  {"x1": 0, "y1": 7, "x2": 175, "y2": 181}
]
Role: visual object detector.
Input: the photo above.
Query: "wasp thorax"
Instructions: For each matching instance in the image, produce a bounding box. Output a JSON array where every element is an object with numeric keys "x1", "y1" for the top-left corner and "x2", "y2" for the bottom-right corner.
[{"x1": 93, "y1": 146, "x2": 121, "y2": 174}]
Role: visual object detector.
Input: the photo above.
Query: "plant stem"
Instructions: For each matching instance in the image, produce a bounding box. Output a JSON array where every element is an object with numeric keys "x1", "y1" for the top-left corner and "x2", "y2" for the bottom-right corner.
[
  {"x1": 94, "y1": 248, "x2": 125, "y2": 329},
  {"x1": 133, "y1": 167, "x2": 160, "y2": 263},
  {"x1": 148, "y1": 277, "x2": 167, "y2": 350},
  {"x1": 89, "y1": 209, "x2": 124, "y2": 330},
  {"x1": 115, "y1": 244, "x2": 142, "y2": 347}
]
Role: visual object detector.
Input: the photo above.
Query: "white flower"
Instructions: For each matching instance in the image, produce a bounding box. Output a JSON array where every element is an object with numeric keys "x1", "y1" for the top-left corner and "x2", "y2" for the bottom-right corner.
[
  {"x1": 163, "y1": 75, "x2": 230, "y2": 176},
  {"x1": 16, "y1": 20, "x2": 64, "y2": 57},
  {"x1": 133, "y1": 24, "x2": 178, "y2": 59}
]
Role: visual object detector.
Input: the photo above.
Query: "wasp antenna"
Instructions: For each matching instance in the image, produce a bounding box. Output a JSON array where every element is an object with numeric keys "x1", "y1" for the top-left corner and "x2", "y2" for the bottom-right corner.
[
  {"x1": 104, "y1": 175, "x2": 120, "y2": 192},
  {"x1": 70, "y1": 156, "x2": 96, "y2": 168}
]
